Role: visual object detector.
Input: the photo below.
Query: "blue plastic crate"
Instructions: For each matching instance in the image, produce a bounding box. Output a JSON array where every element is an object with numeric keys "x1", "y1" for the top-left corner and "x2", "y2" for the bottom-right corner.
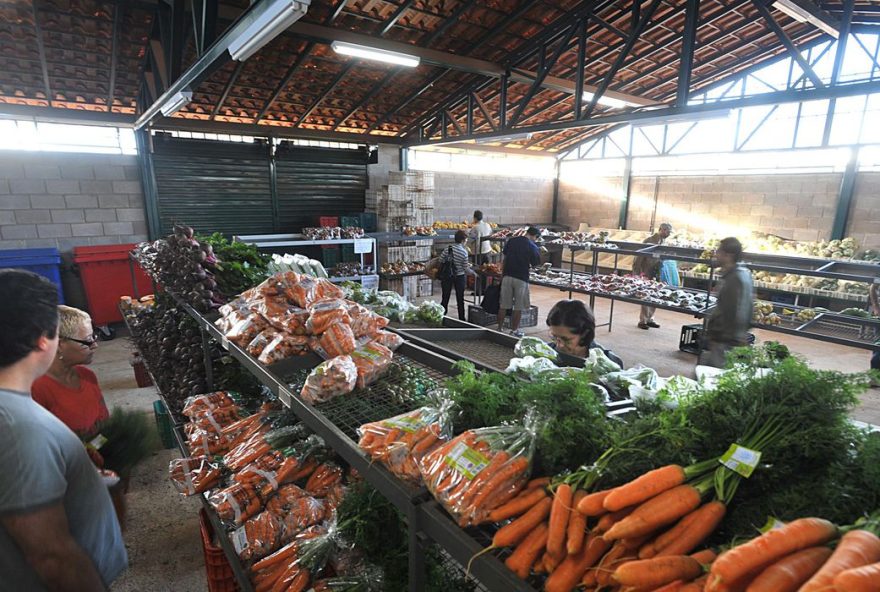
[{"x1": 0, "y1": 248, "x2": 64, "y2": 303}]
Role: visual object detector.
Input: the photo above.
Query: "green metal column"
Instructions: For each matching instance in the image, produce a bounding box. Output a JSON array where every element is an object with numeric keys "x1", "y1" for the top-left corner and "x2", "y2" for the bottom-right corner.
[
  {"x1": 552, "y1": 158, "x2": 560, "y2": 224},
  {"x1": 135, "y1": 129, "x2": 162, "y2": 240},
  {"x1": 831, "y1": 146, "x2": 859, "y2": 240},
  {"x1": 618, "y1": 156, "x2": 633, "y2": 230}
]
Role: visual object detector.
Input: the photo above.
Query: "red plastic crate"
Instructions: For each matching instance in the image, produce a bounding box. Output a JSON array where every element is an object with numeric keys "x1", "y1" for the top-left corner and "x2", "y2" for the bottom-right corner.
[
  {"x1": 318, "y1": 216, "x2": 339, "y2": 228},
  {"x1": 72, "y1": 244, "x2": 152, "y2": 326},
  {"x1": 199, "y1": 509, "x2": 240, "y2": 592},
  {"x1": 131, "y1": 361, "x2": 153, "y2": 388}
]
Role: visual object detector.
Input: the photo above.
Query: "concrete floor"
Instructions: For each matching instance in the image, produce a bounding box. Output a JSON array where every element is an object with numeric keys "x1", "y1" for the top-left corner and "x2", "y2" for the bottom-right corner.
[
  {"x1": 93, "y1": 336, "x2": 207, "y2": 592},
  {"x1": 94, "y1": 285, "x2": 878, "y2": 591}
]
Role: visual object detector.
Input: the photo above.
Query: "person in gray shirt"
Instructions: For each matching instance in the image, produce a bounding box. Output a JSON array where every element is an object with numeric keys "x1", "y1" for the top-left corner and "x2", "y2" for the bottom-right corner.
[
  {"x1": 702, "y1": 237, "x2": 754, "y2": 368},
  {"x1": 0, "y1": 270, "x2": 127, "y2": 592}
]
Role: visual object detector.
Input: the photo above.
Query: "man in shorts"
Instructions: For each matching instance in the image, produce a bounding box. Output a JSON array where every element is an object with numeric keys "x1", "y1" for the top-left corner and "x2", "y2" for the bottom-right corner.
[{"x1": 497, "y1": 226, "x2": 541, "y2": 337}]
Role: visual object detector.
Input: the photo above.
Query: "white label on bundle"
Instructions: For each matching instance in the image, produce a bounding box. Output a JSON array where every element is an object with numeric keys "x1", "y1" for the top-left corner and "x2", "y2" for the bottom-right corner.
[
  {"x1": 252, "y1": 468, "x2": 278, "y2": 491},
  {"x1": 719, "y1": 443, "x2": 761, "y2": 478},
  {"x1": 443, "y1": 441, "x2": 490, "y2": 480},
  {"x1": 354, "y1": 239, "x2": 372, "y2": 254},
  {"x1": 232, "y1": 526, "x2": 249, "y2": 555},
  {"x1": 382, "y1": 414, "x2": 426, "y2": 434}
]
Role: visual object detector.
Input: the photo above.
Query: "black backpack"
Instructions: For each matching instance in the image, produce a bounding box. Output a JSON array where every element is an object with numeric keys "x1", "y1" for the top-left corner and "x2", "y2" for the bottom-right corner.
[{"x1": 439, "y1": 246, "x2": 455, "y2": 281}]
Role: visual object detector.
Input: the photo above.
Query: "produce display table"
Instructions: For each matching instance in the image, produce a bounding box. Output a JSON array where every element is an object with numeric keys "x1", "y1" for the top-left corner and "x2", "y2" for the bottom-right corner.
[
  {"x1": 124, "y1": 272, "x2": 540, "y2": 592},
  {"x1": 680, "y1": 269, "x2": 869, "y2": 306}
]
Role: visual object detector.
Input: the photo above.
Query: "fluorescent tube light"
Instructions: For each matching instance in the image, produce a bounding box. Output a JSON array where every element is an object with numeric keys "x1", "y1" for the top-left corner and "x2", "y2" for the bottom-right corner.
[
  {"x1": 475, "y1": 132, "x2": 533, "y2": 144},
  {"x1": 160, "y1": 91, "x2": 193, "y2": 116},
  {"x1": 773, "y1": 0, "x2": 839, "y2": 38},
  {"x1": 331, "y1": 41, "x2": 420, "y2": 67},
  {"x1": 228, "y1": 0, "x2": 311, "y2": 61},
  {"x1": 581, "y1": 91, "x2": 639, "y2": 109}
]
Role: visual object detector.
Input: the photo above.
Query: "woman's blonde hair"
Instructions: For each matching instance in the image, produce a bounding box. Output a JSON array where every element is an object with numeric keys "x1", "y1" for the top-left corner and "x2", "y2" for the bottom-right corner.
[{"x1": 58, "y1": 305, "x2": 92, "y2": 339}]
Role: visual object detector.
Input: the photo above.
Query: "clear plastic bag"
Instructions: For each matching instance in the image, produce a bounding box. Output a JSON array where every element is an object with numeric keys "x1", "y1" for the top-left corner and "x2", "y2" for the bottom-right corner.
[
  {"x1": 358, "y1": 390, "x2": 455, "y2": 483},
  {"x1": 258, "y1": 333, "x2": 310, "y2": 365},
  {"x1": 307, "y1": 298, "x2": 352, "y2": 335},
  {"x1": 300, "y1": 355, "x2": 358, "y2": 404},
  {"x1": 505, "y1": 355, "x2": 559, "y2": 378},
  {"x1": 287, "y1": 275, "x2": 319, "y2": 308},
  {"x1": 315, "y1": 278, "x2": 344, "y2": 301},
  {"x1": 584, "y1": 347, "x2": 623, "y2": 376},
  {"x1": 349, "y1": 342, "x2": 393, "y2": 389},
  {"x1": 248, "y1": 522, "x2": 333, "y2": 590},
  {"x1": 226, "y1": 314, "x2": 269, "y2": 347},
  {"x1": 234, "y1": 435, "x2": 326, "y2": 497},
  {"x1": 169, "y1": 456, "x2": 222, "y2": 496},
  {"x1": 514, "y1": 336, "x2": 557, "y2": 360},
  {"x1": 182, "y1": 391, "x2": 237, "y2": 417},
  {"x1": 247, "y1": 328, "x2": 280, "y2": 357},
  {"x1": 370, "y1": 330, "x2": 404, "y2": 351},
  {"x1": 315, "y1": 323, "x2": 357, "y2": 359},
  {"x1": 418, "y1": 413, "x2": 539, "y2": 527},
  {"x1": 348, "y1": 303, "x2": 389, "y2": 338}
]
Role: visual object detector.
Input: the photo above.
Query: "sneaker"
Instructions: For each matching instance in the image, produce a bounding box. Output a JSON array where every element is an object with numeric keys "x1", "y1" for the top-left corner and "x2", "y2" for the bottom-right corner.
[
  {"x1": 637, "y1": 323, "x2": 650, "y2": 330},
  {"x1": 647, "y1": 321, "x2": 660, "y2": 328},
  {"x1": 511, "y1": 330, "x2": 525, "y2": 338}
]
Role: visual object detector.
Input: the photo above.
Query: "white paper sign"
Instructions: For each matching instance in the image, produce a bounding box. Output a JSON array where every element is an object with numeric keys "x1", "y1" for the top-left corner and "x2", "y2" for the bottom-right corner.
[{"x1": 354, "y1": 239, "x2": 372, "y2": 254}]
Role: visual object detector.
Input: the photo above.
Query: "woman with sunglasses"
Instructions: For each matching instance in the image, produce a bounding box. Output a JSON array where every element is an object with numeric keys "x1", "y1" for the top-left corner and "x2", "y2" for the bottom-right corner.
[{"x1": 32, "y1": 305, "x2": 109, "y2": 437}]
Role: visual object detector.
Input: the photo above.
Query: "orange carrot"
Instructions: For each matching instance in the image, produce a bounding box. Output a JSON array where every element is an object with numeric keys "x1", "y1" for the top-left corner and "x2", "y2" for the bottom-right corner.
[
  {"x1": 504, "y1": 522, "x2": 549, "y2": 579},
  {"x1": 613, "y1": 555, "x2": 703, "y2": 589},
  {"x1": 604, "y1": 465, "x2": 687, "y2": 512},
  {"x1": 651, "y1": 504, "x2": 714, "y2": 553},
  {"x1": 605, "y1": 485, "x2": 703, "y2": 541},
  {"x1": 525, "y1": 476, "x2": 551, "y2": 491},
  {"x1": 622, "y1": 534, "x2": 654, "y2": 551},
  {"x1": 798, "y1": 529, "x2": 880, "y2": 591},
  {"x1": 690, "y1": 549, "x2": 717, "y2": 565},
  {"x1": 745, "y1": 546, "x2": 832, "y2": 592},
  {"x1": 567, "y1": 490, "x2": 589, "y2": 555},
  {"x1": 488, "y1": 487, "x2": 547, "y2": 523},
  {"x1": 544, "y1": 533, "x2": 612, "y2": 592},
  {"x1": 597, "y1": 542, "x2": 632, "y2": 587},
  {"x1": 577, "y1": 487, "x2": 616, "y2": 516},
  {"x1": 581, "y1": 566, "x2": 599, "y2": 587},
  {"x1": 680, "y1": 574, "x2": 708, "y2": 592},
  {"x1": 547, "y1": 483, "x2": 573, "y2": 557},
  {"x1": 544, "y1": 549, "x2": 564, "y2": 573},
  {"x1": 656, "y1": 502, "x2": 727, "y2": 557},
  {"x1": 493, "y1": 497, "x2": 553, "y2": 547},
  {"x1": 832, "y1": 561, "x2": 880, "y2": 592},
  {"x1": 472, "y1": 456, "x2": 529, "y2": 513},
  {"x1": 597, "y1": 507, "x2": 637, "y2": 534},
  {"x1": 651, "y1": 581, "x2": 687, "y2": 592},
  {"x1": 709, "y1": 518, "x2": 838, "y2": 589}
]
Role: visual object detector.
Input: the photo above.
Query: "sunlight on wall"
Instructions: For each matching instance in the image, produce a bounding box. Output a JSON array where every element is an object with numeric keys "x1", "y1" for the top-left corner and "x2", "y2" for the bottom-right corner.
[{"x1": 409, "y1": 147, "x2": 556, "y2": 178}]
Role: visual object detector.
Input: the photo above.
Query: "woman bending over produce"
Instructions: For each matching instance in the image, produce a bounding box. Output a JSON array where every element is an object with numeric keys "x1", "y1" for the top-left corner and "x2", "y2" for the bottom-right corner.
[{"x1": 546, "y1": 299, "x2": 623, "y2": 367}]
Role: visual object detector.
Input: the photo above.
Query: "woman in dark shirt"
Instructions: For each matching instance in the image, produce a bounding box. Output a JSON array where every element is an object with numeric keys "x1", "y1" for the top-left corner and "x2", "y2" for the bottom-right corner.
[
  {"x1": 440, "y1": 230, "x2": 472, "y2": 321},
  {"x1": 546, "y1": 299, "x2": 623, "y2": 367}
]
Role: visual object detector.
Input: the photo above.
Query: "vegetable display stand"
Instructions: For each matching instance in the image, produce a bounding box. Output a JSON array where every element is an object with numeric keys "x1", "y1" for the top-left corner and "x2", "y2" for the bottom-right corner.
[
  {"x1": 0, "y1": 247, "x2": 64, "y2": 302},
  {"x1": 199, "y1": 509, "x2": 240, "y2": 592},
  {"x1": 72, "y1": 244, "x2": 153, "y2": 325}
]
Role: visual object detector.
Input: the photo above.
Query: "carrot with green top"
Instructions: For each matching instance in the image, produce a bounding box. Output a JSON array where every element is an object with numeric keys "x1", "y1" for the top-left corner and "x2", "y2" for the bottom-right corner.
[
  {"x1": 603, "y1": 465, "x2": 688, "y2": 512},
  {"x1": 578, "y1": 487, "x2": 617, "y2": 516},
  {"x1": 544, "y1": 534, "x2": 612, "y2": 592},
  {"x1": 654, "y1": 501, "x2": 727, "y2": 558},
  {"x1": 832, "y1": 561, "x2": 880, "y2": 592},
  {"x1": 613, "y1": 555, "x2": 703, "y2": 589},
  {"x1": 547, "y1": 483, "x2": 573, "y2": 557},
  {"x1": 605, "y1": 484, "x2": 705, "y2": 541},
  {"x1": 744, "y1": 546, "x2": 832, "y2": 592},
  {"x1": 504, "y1": 522, "x2": 549, "y2": 579},
  {"x1": 492, "y1": 497, "x2": 553, "y2": 547},
  {"x1": 488, "y1": 487, "x2": 547, "y2": 523},
  {"x1": 798, "y1": 528, "x2": 880, "y2": 591},
  {"x1": 567, "y1": 490, "x2": 589, "y2": 555}
]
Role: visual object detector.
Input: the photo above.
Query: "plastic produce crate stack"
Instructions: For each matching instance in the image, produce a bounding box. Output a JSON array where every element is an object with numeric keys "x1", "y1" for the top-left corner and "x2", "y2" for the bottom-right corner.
[
  {"x1": 153, "y1": 400, "x2": 176, "y2": 450},
  {"x1": 468, "y1": 305, "x2": 539, "y2": 328},
  {"x1": 199, "y1": 509, "x2": 240, "y2": 592},
  {"x1": 0, "y1": 247, "x2": 65, "y2": 302}
]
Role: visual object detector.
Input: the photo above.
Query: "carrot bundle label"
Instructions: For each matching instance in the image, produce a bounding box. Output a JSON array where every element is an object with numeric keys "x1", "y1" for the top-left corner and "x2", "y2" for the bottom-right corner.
[
  {"x1": 418, "y1": 413, "x2": 540, "y2": 527},
  {"x1": 718, "y1": 444, "x2": 762, "y2": 478},
  {"x1": 358, "y1": 391, "x2": 455, "y2": 483}
]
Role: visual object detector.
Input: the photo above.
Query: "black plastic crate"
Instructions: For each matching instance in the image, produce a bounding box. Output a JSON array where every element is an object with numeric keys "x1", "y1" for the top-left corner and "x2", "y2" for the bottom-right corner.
[
  {"x1": 468, "y1": 305, "x2": 538, "y2": 329},
  {"x1": 680, "y1": 324, "x2": 756, "y2": 355}
]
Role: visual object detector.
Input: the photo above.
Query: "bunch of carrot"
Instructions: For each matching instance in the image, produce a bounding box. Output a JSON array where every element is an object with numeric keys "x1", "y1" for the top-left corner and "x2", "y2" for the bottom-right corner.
[
  {"x1": 250, "y1": 524, "x2": 328, "y2": 592},
  {"x1": 704, "y1": 513, "x2": 880, "y2": 591},
  {"x1": 224, "y1": 424, "x2": 311, "y2": 472},
  {"x1": 168, "y1": 456, "x2": 222, "y2": 495},
  {"x1": 357, "y1": 404, "x2": 451, "y2": 483},
  {"x1": 209, "y1": 481, "x2": 264, "y2": 524},
  {"x1": 304, "y1": 462, "x2": 344, "y2": 497},
  {"x1": 234, "y1": 434, "x2": 326, "y2": 497},
  {"x1": 236, "y1": 493, "x2": 329, "y2": 562},
  {"x1": 418, "y1": 422, "x2": 536, "y2": 527}
]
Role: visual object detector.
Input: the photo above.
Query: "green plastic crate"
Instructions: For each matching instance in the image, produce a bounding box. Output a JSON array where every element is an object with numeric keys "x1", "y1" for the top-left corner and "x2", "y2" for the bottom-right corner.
[
  {"x1": 321, "y1": 246, "x2": 341, "y2": 269},
  {"x1": 153, "y1": 400, "x2": 176, "y2": 449}
]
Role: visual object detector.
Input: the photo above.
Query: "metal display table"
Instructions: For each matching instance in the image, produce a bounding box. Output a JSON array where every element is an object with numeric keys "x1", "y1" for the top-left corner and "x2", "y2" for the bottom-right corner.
[{"x1": 125, "y1": 261, "x2": 540, "y2": 592}]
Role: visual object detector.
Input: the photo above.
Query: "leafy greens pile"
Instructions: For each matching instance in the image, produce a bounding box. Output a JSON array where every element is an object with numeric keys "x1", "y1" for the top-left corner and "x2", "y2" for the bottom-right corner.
[{"x1": 196, "y1": 233, "x2": 269, "y2": 296}]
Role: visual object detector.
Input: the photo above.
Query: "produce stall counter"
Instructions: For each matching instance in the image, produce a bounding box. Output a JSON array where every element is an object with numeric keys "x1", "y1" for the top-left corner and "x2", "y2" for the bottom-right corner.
[
  {"x1": 680, "y1": 270, "x2": 870, "y2": 305},
  {"x1": 751, "y1": 301, "x2": 880, "y2": 351},
  {"x1": 156, "y1": 292, "x2": 540, "y2": 592}
]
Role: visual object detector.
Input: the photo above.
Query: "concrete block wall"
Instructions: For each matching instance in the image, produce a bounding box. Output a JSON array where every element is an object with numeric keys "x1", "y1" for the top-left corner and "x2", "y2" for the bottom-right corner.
[
  {"x1": 431, "y1": 172, "x2": 554, "y2": 225},
  {"x1": 0, "y1": 151, "x2": 148, "y2": 251},
  {"x1": 558, "y1": 167, "x2": 879, "y2": 250}
]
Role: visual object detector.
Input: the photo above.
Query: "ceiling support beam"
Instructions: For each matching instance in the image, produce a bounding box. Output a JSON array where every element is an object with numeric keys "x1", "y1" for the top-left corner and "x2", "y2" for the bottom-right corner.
[
  {"x1": 255, "y1": 43, "x2": 314, "y2": 122},
  {"x1": 379, "y1": 0, "x2": 416, "y2": 36},
  {"x1": 676, "y1": 0, "x2": 699, "y2": 107},
  {"x1": 511, "y1": 23, "x2": 579, "y2": 126},
  {"x1": 753, "y1": 0, "x2": 826, "y2": 88},
  {"x1": 294, "y1": 63, "x2": 355, "y2": 126},
  {"x1": 405, "y1": 78, "x2": 880, "y2": 146},
  {"x1": 30, "y1": 1, "x2": 53, "y2": 106},
  {"x1": 333, "y1": 69, "x2": 401, "y2": 130},
  {"x1": 169, "y1": 0, "x2": 186, "y2": 81},
  {"x1": 136, "y1": 0, "x2": 308, "y2": 129},
  {"x1": 108, "y1": 4, "x2": 122, "y2": 112},
  {"x1": 212, "y1": 61, "x2": 245, "y2": 119},
  {"x1": 822, "y1": 0, "x2": 854, "y2": 145},
  {"x1": 192, "y1": 0, "x2": 219, "y2": 56},
  {"x1": 473, "y1": 92, "x2": 497, "y2": 131}
]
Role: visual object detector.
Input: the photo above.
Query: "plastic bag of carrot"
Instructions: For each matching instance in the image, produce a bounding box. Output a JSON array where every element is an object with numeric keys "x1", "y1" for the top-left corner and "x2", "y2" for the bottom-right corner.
[
  {"x1": 418, "y1": 412, "x2": 540, "y2": 527},
  {"x1": 357, "y1": 390, "x2": 455, "y2": 484},
  {"x1": 168, "y1": 456, "x2": 222, "y2": 495}
]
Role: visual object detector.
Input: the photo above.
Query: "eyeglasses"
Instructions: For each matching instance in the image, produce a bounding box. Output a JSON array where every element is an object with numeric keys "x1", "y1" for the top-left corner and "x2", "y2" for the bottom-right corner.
[{"x1": 62, "y1": 334, "x2": 98, "y2": 348}]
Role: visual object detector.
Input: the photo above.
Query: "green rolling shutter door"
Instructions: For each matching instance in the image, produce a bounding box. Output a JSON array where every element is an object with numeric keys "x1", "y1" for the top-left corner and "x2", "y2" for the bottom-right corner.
[
  {"x1": 149, "y1": 136, "x2": 368, "y2": 236},
  {"x1": 275, "y1": 144, "x2": 367, "y2": 232}
]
